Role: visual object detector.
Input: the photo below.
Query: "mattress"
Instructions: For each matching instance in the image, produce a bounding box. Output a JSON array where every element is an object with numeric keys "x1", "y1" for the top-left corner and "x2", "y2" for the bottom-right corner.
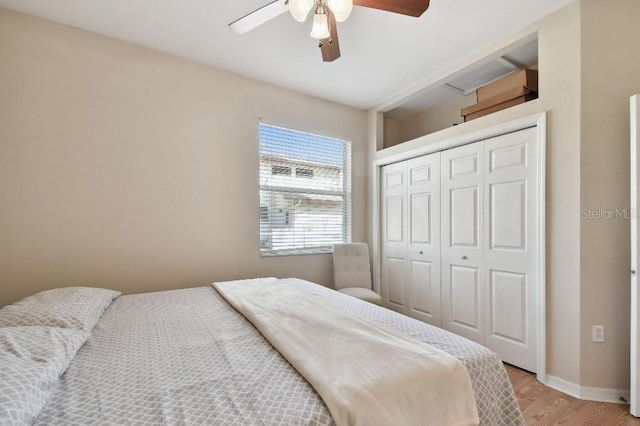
[{"x1": 35, "y1": 278, "x2": 524, "y2": 425}]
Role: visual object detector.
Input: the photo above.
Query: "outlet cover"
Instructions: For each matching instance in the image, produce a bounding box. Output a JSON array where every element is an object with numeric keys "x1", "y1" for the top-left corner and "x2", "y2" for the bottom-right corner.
[{"x1": 592, "y1": 325, "x2": 605, "y2": 343}]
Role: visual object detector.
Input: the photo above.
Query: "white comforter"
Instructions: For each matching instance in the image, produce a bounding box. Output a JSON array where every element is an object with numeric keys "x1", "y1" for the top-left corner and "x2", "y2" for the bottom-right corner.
[{"x1": 214, "y1": 278, "x2": 479, "y2": 426}]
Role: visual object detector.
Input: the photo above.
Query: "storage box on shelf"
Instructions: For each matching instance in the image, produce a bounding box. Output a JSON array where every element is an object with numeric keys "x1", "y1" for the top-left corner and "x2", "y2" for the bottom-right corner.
[{"x1": 461, "y1": 69, "x2": 538, "y2": 122}]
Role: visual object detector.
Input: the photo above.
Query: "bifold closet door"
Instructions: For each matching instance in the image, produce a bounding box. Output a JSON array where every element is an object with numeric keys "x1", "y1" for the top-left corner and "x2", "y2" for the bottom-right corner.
[
  {"x1": 381, "y1": 161, "x2": 408, "y2": 313},
  {"x1": 406, "y1": 154, "x2": 441, "y2": 327},
  {"x1": 440, "y1": 128, "x2": 539, "y2": 371},
  {"x1": 381, "y1": 153, "x2": 441, "y2": 324},
  {"x1": 483, "y1": 127, "x2": 538, "y2": 372},
  {"x1": 441, "y1": 143, "x2": 485, "y2": 344},
  {"x1": 381, "y1": 127, "x2": 539, "y2": 371}
]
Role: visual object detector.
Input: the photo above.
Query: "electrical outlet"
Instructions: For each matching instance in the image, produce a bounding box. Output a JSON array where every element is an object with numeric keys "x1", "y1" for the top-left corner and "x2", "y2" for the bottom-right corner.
[{"x1": 592, "y1": 325, "x2": 605, "y2": 343}]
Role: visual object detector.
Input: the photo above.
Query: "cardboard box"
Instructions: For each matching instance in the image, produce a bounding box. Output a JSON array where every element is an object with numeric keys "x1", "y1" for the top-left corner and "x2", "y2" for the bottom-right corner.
[
  {"x1": 461, "y1": 69, "x2": 539, "y2": 122},
  {"x1": 462, "y1": 87, "x2": 533, "y2": 116},
  {"x1": 463, "y1": 92, "x2": 538, "y2": 122},
  {"x1": 476, "y1": 69, "x2": 538, "y2": 102}
]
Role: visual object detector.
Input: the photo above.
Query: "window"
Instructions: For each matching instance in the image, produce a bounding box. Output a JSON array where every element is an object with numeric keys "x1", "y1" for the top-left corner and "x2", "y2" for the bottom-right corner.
[
  {"x1": 259, "y1": 123, "x2": 351, "y2": 256},
  {"x1": 272, "y1": 165, "x2": 291, "y2": 176},
  {"x1": 260, "y1": 206, "x2": 269, "y2": 221},
  {"x1": 296, "y1": 168, "x2": 314, "y2": 178}
]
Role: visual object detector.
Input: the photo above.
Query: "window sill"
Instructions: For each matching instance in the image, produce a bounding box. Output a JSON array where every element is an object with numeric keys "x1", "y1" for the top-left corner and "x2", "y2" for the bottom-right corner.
[{"x1": 260, "y1": 248, "x2": 333, "y2": 257}]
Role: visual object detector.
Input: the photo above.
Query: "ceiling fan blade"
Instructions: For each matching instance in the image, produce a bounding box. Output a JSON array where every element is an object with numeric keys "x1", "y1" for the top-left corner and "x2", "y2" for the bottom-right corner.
[
  {"x1": 321, "y1": 10, "x2": 341, "y2": 62},
  {"x1": 229, "y1": 0, "x2": 288, "y2": 34},
  {"x1": 353, "y1": 0, "x2": 430, "y2": 17}
]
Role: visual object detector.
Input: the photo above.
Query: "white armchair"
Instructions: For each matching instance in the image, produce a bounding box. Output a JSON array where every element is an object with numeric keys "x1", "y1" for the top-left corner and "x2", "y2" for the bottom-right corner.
[{"x1": 332, "y1": 243, "x2": 382, "y2": 306}]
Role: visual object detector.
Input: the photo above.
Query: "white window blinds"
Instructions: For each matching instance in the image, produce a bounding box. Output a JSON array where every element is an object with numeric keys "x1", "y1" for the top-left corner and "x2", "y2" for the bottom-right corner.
[{"x1": 259, "y1": 123, "x2": 351, "y2": 256}]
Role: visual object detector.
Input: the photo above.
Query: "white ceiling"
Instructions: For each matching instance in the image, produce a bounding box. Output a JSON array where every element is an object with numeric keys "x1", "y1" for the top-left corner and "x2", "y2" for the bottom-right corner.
[{"x1": 0, "y1": 0, "x2": 574, "y2": 110}]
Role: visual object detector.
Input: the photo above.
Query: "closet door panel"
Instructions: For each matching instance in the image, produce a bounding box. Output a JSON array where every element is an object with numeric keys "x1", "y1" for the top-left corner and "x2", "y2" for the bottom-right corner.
[
  {"x1": 483, "y1": 127, "x2": 538, "y2": 372},
  {"x1": 407, "y1": 153, "x2": 441, "y2": 326},
  {"x1": 450, "y1": 187, "x2": 479, "y2": 247},
  {"x1": 385, "y1": 196, "x2": 404, "y2": 243},
  {"x1": 381, "y1": 162, "x2": 408, "y2": 314},
  {"x1": 385, "y1": 256, "x2": 407, "y2": 309},
  {"x1": 441, "y1": 143, "x2": 484, "y2": 344},
  {"x1": 410, "y1": 193, "x2": 431, "y2": 244},
  {"x1": 450, "y1": 265, "x2": 480, "y2": 330},
  {"x1": 490, "y1": 181, "x2": 526, "y2": 251},
  {"x1": 410, "y1": 260, "x2": 433, "y2": 315},
  {"x1": 489, "y1": 270, "x2": 527, "y2": 343}
]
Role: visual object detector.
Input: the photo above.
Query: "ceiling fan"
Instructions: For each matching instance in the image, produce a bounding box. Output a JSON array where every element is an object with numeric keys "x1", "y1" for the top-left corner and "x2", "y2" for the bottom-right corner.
[{"x1": 229, "y1": 0, "x2": 431, "y2": 62}]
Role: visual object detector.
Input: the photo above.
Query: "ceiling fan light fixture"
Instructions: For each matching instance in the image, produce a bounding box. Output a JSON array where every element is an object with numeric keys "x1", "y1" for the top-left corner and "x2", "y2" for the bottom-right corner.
[
  {"x1": 288, "y1": 0, "x2": 315, "y2": 22},
  {"x1": 327, "y1": 0, "x2": 353, "y2": 22},
  {"x1": 309, "y1": 11, "x2": 330, "y2": 39}
]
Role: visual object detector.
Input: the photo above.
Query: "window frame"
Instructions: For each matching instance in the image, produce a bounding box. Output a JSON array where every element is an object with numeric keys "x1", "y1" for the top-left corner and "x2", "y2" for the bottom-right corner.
[{"x1": 258, "y1": 122, "x2": 352, "y2": 257}]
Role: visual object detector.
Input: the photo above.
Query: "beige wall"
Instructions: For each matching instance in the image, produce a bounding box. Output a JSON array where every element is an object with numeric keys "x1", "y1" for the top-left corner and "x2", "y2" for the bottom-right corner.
[
  {"x1": 382, "y1": 116, "x2": 401, "y2": 148},
  {"x1": 372, "y1": 2, "x2": 584, "y2": 385},
  {"x1": 0, "y1": 8, "x2": 367, "y2": 306},
  {"x1": 383, "y1": 93, "x2": 477, "y2": 147},
  {"x1": 579, "y1": 0, "x2": 640, "y2": 389}
]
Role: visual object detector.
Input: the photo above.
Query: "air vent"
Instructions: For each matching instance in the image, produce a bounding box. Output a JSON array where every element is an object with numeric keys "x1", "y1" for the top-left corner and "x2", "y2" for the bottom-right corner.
[{"x1": 446, "y1": 58, "x2": 519, "y2": 95}]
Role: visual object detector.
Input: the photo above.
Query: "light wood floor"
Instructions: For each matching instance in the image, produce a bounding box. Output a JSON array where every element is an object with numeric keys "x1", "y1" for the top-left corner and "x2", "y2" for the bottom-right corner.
[{"x1": 505, "y1": 364, "x2": 640, "y2": 425}]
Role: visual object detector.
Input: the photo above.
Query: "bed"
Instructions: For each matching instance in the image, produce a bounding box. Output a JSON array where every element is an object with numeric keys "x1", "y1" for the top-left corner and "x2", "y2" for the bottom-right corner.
[{"x1": 0, "y1": 278, "x2": 525, "y2": 425}]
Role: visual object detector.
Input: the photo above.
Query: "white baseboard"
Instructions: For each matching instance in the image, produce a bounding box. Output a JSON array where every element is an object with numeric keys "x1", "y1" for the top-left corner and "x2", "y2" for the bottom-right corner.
[
  {"x1": 581, "y1": 386, "x2": 630, "y2": 404},
  {"x1": 544, "y1": 375, "x2": 630, "y2": 404},
  {"x1": 544, "y1": 375, "x2": 581, "y2": 399}
]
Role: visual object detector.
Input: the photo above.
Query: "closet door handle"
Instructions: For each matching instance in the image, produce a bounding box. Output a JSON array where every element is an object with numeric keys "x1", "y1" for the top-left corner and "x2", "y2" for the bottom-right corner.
[{"x1": 419, "y1": 251, "x2": 423, "y2": 255}]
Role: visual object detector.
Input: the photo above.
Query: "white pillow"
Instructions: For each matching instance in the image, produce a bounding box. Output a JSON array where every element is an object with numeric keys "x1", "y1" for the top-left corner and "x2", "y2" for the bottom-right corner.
[
  {"x1": 0, "y1": 287, "x2": 120, "y2": 332},
  {"x1": 0, "y1": 326, "x2": 89, "y2": 424}
]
